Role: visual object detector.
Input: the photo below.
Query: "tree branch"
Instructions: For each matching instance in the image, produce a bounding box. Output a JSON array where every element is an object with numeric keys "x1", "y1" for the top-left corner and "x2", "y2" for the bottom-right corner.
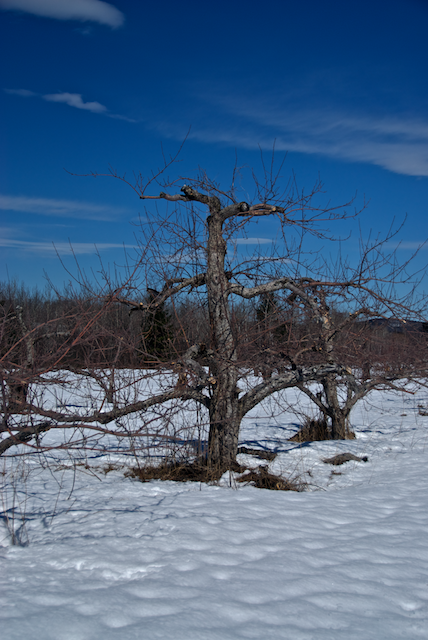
[
  {"x1": 140, "y1": 185, "x2": 222, "y2": 213},
  {"x1": 0, "y1": 421, "x2": 51, "y2": 456},
  {"x1": 115, "y1": 272, "x2": 207, "y2": 312},
  {"x1": 240, "y1": 364, "x2": 350, "y2": 415},
  {"x1": 21, "y1": 386, "x2": 210, "y2": 428}
]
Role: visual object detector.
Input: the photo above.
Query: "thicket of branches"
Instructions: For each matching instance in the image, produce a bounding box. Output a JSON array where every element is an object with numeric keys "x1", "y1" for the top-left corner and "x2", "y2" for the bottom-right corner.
[
  {"x1": 1, "y1": 280, "x2": 424, "y2": 370},
  {"x1": 1, "y1": 155, "x2": 428, "y2": 475}
]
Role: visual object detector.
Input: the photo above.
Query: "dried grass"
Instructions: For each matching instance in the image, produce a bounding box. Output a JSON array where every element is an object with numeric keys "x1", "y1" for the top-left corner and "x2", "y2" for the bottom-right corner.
[
  {"x1": 125, "y1": 460, "x2": 231, "y2": 484},
  {"x1": 125, "y1": 458, "x2": 299, "y2": 491},
  {"x1": 236, "y1": 466, "x2": 301, "y2": 491},
  {"x1": 289, "y1": 416, "x2": 356, "y2": 442}
]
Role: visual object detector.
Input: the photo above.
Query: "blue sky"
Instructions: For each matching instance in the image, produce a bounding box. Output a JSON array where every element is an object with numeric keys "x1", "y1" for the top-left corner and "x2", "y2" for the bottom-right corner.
[{"x1": 1, "y1": 0, "x2": 428, "y2": 291}]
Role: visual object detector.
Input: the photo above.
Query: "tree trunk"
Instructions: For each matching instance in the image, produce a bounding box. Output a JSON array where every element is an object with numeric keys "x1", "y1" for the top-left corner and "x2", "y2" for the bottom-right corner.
[
  {"x1": 204, "y1": 206, "x2": 240, "y2": 473},
  {"x1": 207, "y1": 366, "x2": 241, "y2": 473},
  {"x1": 322, "y1": 374, "x2": 352, "y2": 440}
]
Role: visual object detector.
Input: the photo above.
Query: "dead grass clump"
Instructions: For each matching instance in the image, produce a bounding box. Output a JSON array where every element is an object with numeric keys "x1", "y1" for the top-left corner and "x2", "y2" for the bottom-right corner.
[
  {"x1": 323, "y1": 452, "x2": 368, "y2": 465},
  {"x1": 289, "y1": 417, "x2": 330, "y2": 442},
  {"x1": 125, "y1": 458, "x2": 298, "y2": 491},
  {"x1": 125, "y1": 459, "x2": 241, "y2": 484},
  {"x1": 289, "y1": 416, "x2": 355, "y2": 442},
  {"x1": 102, "y1": 463, "x2": 122, "y2": 474},
  {"x1": 237, "y1": 466, "x2": 301, "y2": 491}
]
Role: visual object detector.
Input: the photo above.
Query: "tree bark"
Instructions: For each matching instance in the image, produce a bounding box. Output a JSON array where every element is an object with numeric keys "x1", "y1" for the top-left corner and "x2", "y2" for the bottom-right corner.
[
  {"x1": 322, "y1": 374, "x2": 350, "y2": 440},
  {"x1": 207, "y1": 371, "x2": 242, "y2": 471},
  {"x1": 204, "y1": 203, "x2": 241, "y2": 472}
]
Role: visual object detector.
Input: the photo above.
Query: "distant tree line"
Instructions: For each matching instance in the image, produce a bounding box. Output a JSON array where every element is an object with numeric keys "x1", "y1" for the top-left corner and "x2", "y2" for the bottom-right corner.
[
  {"x1": 1, "y1": 279, "x2": 426, "y2": 410},
  {"x1": 2, "y1": 280, "x2": 426, "y2": 373}
]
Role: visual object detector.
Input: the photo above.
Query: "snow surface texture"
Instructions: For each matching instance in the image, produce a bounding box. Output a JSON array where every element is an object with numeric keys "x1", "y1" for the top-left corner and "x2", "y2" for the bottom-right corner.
[{"x1": 1, "y1": 387, "x2": 428, "y2": 639}]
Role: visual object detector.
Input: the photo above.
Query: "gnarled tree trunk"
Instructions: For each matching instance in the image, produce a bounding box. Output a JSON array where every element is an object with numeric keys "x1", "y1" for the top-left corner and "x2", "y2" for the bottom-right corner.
[
  {"x1": 322, "y1": 374, "x2": 353, "y2": 440},
  {"x1": 207, "y1": 371, "x2": 242, "y2": 471},
  {"x1": 204, "y1": 197, "x2": 241, "y2": 471}
]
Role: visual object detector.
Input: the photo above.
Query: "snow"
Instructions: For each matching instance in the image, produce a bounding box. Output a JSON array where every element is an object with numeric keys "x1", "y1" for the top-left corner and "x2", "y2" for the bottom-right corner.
[{"x1": 1, "y1": 385, "x2": 428, "y2": 639}]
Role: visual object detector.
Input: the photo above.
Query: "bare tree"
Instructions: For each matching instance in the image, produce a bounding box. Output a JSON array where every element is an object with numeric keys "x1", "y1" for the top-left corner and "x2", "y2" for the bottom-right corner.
[
  {"x1": 236, "y1": 224, "x2": 428, "y2": 440},
  {"x1": 0, "y1": 285, "x2": 129, "y2": 455},
  {"x1": 273, "y1": 282, "x2": 428, "y2": 440},
  {"x1": 2, "y1": 160, "x2": 426, "y2": 479},
  {"x1": 95, "y1": 168, "x2": 373, "y2": 472}
]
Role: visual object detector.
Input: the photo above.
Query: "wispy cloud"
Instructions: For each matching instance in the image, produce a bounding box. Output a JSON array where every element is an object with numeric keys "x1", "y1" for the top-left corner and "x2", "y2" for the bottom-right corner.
[
  {"x1": 4, "y1": 87, "x2": 137, "y2": 121},
  {"x1": 234, "y1": 238, "x2": 273, "y2": 245},
  {"x1": 43, "y1": 92, "x2": 107, "y2": 113},
  {"x1": 0, "y1": 0, "x2": 124, "y2": 29},
  {"x1": 163, "y1": 90, "x2": 428, "y2": 178},
  {"x1": 0, "y1": 238, "x2": 135, "y2": 255},
  {"x1": 193, "y1": 112, "x2": 428, "y2": 178},
  {"x1": 0, "y1": 194, "x2": 132, "y2": 220},
  {"x1": 386, "y1": 241, "x2": 428, "y2": 250},
  {"x1": 106, "y1": 112, "x2": 138, "y2": 123},
  {"x1": 4, "y1": 88, "x2": 36, "y2": 97}
]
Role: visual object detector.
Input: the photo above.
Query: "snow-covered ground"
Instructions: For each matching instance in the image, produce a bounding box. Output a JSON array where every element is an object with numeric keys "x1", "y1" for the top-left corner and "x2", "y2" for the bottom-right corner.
[{"x1": 1, "y1": 385, "x2": 428, "y2": 639}]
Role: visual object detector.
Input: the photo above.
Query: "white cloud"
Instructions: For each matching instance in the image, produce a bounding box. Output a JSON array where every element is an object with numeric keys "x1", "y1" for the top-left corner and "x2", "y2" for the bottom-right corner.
[
  {"x1": 43, "y1": 92, "x2": 107, "y2": 113},
  {"x1": 0, "y1": 238, "x2": 134, "y2": 255},
  {"x1": 172, "y1": 92, "x2": 428, "y2": 178},
  {"x1": 0, "y1": 0, "x2": 124, "y2": 29},
  {"x1": 386, "y1": 241, "x2": 428, "y2": 250},
  {"x1": 0, "y1": 194, "x2": 131, "y2": 220},
  {"x1": 4, "y1": 88, "x2": 36, "y2": 97},
  {"x1": 190, "y1": 114, "x2": 428, "y2": 178},
  {"x1": 4, "y1": 88, "x2": 138, "y2": 120},
  {"x1": 234, "y1": 238, "x2": 273, "y2": 245},
  {"x1": 106, "y1": 112, "x2": 138, "y2": 123}
]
